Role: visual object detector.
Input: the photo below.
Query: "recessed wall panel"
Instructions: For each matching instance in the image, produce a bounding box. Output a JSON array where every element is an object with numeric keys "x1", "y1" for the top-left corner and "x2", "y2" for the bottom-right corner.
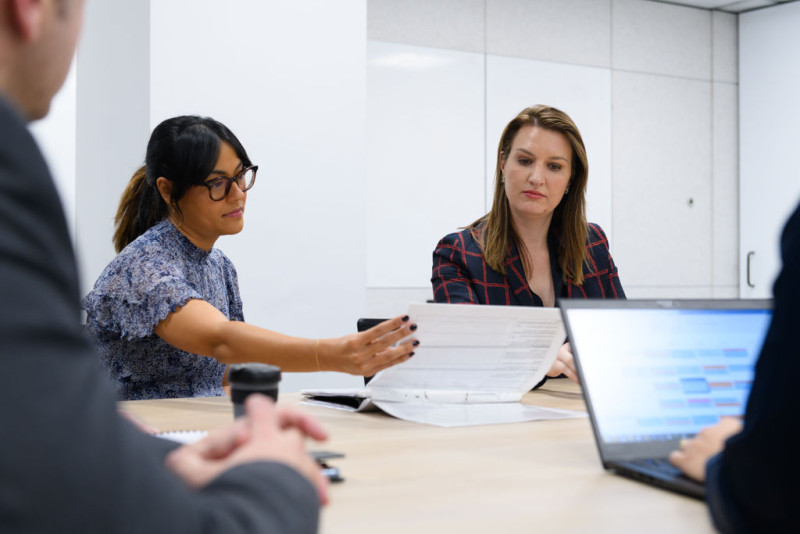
[
  {"x1": 613, "y1": 0, "x2": 711, "y2": 80},
  {"x1": 366, "y1": 41, "x2": 485, "y2": 288},
  {"x1": 487, "y1": 0, "x2": 612, "y2": 68},
  {"x1": 368, "y1": 0, "x2": 485, "y2": 52},
  {"x1": 613, "y1": 71, "x2": 712, "y2": 288},
  {"x1": 712, "y1": 11, "x2": 738, "y2": 83},
  {"x1": 713, "y1": 82, "x2": 739, "y2": 287}
]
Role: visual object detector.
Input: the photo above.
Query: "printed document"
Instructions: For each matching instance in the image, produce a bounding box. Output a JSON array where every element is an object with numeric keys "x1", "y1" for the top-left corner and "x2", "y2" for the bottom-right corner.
[{"x1": 301, "y1": 303, "x2": 585, "y2": 427}]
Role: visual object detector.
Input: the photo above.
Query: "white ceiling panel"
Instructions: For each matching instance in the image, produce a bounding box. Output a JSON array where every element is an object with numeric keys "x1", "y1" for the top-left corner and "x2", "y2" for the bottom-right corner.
[{"x1": 646, "y1": 0, "x2": 796, "y2": 13}]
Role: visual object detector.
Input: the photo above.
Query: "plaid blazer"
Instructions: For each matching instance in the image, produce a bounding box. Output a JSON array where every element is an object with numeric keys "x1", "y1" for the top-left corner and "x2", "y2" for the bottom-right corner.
[{"x1": 431, "y1": 223, "x2": 625, "y2": 305}]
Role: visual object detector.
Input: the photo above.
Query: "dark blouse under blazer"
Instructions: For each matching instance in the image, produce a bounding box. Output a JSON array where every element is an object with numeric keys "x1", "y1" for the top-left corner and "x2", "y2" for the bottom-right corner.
[{"x1": 431, "y1": 223, "x2": 625, "y2": 306}]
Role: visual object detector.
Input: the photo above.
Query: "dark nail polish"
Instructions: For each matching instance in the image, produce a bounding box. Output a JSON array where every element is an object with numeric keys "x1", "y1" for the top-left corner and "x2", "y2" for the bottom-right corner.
[
  {"x1": 409, "y1": 324, "x2": 418, "y2": 331},
  {"x1": 409, "y1": 352, "x2": 415, "y2": 357},
  {"x1": 412, "y1": 340, "x2": 420, "y2": 346},
  {"x1": 401, "y1": 315, "x2": 410, "y2": 322}
]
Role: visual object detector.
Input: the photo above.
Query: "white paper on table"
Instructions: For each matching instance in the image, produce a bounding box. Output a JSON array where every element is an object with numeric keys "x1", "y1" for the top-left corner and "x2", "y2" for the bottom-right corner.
[
  {"x1": 373, "y1": 401, "x2": 586, "y2": 428},
  {"x1": 301, "y1": 303, "x2": 576, "y2": 426}
]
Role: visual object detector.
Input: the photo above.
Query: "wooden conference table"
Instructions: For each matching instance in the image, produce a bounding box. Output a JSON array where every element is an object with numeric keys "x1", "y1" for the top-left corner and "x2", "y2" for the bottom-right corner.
[{"x1": 121, "y1": 380, "x2": 715, "y2": 534}]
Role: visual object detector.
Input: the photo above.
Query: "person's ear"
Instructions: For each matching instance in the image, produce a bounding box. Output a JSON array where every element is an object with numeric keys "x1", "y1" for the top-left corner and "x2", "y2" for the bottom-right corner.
[
  {"x1": 156, "y1": 177, "x2": 173, "y2": 206},
  {"x1": 499, "y1": 151, "x2": 506, "y2": 173},
  {"x1": 9, "y1": 0, "x2": 45, "y2": 41}
]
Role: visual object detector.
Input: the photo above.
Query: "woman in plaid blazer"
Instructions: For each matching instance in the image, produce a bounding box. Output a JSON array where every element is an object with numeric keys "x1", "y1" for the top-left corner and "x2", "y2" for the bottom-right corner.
[{"x1": 431, "y1": 105, "x2": 625, "y2": 382}]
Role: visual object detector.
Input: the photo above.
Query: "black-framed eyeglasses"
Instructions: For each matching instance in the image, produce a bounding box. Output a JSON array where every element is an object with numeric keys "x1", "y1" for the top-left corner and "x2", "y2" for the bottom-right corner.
[{"x1": 201, "y1": 165, "x2": 258, "y2": 201}]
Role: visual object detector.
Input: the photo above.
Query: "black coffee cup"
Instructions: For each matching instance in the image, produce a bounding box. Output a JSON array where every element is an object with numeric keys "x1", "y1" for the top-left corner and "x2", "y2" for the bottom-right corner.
[{"x1": 229, "y1": 363, "x2": 281, "y2": 418}]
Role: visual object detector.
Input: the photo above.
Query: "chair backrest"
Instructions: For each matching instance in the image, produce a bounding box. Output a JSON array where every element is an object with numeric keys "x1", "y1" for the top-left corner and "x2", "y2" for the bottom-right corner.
[{"x1": 356, "y1": 318, "x2": 388, "y2": 385}]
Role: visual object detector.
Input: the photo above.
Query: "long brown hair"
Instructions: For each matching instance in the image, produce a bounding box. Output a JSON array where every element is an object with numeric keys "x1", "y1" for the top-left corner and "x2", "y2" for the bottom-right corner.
[{"x1": 470, "y1": 105, "x2": 589, "y2": 284}]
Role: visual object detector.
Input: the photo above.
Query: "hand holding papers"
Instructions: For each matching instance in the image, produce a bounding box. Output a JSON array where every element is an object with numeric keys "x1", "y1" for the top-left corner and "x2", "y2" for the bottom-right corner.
[{"x1": 301, "y1": 303, "x2": 585, "y2": 427}]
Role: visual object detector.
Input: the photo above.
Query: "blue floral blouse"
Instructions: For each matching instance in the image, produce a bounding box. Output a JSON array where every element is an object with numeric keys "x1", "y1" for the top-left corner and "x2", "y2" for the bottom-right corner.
[{"x1": 82, "y1": 219, "x2": 243, "y2": 400}]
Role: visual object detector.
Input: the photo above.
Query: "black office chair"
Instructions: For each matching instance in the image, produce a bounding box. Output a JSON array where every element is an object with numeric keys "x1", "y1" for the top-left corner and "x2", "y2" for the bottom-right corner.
[{"x1": 356, "y1": 317, "x2": 388, "y2": 385}]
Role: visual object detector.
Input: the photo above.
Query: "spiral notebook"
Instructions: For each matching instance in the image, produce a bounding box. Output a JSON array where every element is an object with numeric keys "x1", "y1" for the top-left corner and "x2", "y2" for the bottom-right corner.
[{"x1": 155, "y1": 430, "x2": 208, "y2": 444}]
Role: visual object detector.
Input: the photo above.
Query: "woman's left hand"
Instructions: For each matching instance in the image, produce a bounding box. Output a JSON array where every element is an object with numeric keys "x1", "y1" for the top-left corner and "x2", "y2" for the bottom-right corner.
[{"x1": 546, "y1": 342, "x2": 579, "y2": 383}]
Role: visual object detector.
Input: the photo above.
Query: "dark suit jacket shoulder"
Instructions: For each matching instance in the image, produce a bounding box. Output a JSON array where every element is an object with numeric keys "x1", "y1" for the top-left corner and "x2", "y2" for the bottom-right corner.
[
  {"x1": 431, "y1": 222, "x2": 625, "y2": 306},
  {"x1": 704, "y1": 203, "x2": 800, "y2": 533},
  {"x1": 0, "y1": 95, "x2": 319, "y2": 534}
]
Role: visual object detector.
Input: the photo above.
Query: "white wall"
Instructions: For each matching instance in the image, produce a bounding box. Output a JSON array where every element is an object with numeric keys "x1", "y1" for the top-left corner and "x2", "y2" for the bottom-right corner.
[
  {"x1": 366, "y1": 0, "x2": 741, "y2": 310},
  {"x1": 75, "y1": 0, "x2": 150, "y2": 294}
]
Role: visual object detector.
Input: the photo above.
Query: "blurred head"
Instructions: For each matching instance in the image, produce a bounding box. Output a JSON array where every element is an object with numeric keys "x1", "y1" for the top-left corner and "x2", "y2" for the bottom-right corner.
[
  {"x1": 114, "y1": 116, "x2": 255, "y2": 252},
  {"x1": 475, "y1": 105, "x2": 589, "y2": 284},
  {"x1": 0, "y1": 0, "x2": 86, "y2": 120}
]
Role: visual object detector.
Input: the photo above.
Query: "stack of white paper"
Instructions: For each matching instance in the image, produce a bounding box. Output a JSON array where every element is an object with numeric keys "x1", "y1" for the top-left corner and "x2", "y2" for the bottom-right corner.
[{"x1": 301, "y1": 303, "x2": 586, "y2": 427}]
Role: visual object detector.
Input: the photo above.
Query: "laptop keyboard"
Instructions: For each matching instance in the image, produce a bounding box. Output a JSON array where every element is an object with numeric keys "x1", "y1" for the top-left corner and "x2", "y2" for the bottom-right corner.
[
  {"x1": 615, "y1": 457, "x2": 706, "y2": 499},
  {"x1": 626, "y1": 457, "x2": 684, "y2": 478}
]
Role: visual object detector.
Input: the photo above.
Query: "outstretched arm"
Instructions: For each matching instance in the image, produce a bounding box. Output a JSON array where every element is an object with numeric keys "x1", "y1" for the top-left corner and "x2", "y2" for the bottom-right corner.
[
  {"x1": 154, "y1": 299, "x2": 418, "y2": 376},
  {"x1": 167, "y1": 395, "x2": 330, "y2": 504}
]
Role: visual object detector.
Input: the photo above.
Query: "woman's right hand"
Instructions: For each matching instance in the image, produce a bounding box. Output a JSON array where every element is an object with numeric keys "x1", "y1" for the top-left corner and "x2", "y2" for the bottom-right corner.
[
  {"x1": 319, "y1": 315, "x2": 418, "y2": 376},
  {"x1": 166, "y1": 395, "x2": 329, "y2": 504}
]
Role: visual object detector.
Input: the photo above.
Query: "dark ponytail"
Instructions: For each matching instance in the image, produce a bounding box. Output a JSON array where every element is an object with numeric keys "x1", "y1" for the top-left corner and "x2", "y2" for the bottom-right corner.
[
  {"x1": 113, "y1": 166, "x2": 168, "y2": 252},
  {"x1": 111, "y1": 115, "x2": 252, "y2": 253}
]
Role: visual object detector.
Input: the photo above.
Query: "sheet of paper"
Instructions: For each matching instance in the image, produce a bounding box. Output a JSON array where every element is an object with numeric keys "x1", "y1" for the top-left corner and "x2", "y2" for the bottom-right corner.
[
  {"x1": 374, "y1": 401, "x2": 586, "y2": 428},
  {"x1": 369, "y1": 303, "x2": 565, "y2": 400},
  {"x1": 301, "y1": 303, "x2": 568, "y2": 426}
]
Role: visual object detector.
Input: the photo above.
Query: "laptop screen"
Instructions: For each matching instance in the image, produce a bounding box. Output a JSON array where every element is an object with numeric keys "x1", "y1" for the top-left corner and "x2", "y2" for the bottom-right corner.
[{"x1": 561, "y1": 300, "x2": 772, "y2": 461}]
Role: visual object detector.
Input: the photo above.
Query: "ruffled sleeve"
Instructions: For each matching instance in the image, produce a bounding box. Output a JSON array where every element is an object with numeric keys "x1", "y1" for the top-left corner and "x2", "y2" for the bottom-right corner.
[{"x1": 83, "y1": 251, "x2": 204, "y2": 340}]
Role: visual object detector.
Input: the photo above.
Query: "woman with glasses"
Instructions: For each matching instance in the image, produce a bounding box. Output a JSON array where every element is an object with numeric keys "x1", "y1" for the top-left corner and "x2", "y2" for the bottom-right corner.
[
  {"x1": 431, "y1": 105, "x2": 624, "y2": 384},
  {"x1": 83, "y1": 116, "x2": 416, "y2": 400}
]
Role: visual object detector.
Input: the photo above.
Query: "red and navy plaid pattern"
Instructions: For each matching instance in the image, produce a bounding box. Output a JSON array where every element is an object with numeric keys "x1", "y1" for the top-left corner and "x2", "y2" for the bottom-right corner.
[{"x1": 431, "y1": 223, "x2": 625, "y2": 305}]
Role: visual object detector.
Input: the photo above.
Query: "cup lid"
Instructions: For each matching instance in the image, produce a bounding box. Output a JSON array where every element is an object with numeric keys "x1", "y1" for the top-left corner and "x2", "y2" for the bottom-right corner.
[{"x1": 228, "y1": 363, "x2": 281, "y2": 384}]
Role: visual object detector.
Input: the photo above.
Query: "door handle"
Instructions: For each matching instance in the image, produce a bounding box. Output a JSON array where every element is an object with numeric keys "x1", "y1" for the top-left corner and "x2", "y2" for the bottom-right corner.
[{"x1": 746, "y1": 251, "x2": 755, "y2": 288}]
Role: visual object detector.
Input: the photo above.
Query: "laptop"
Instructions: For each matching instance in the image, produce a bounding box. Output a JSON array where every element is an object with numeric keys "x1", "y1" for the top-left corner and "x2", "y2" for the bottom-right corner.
[{"x1": 559, "y1": 298, "x2": 772, "y2": 499}]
